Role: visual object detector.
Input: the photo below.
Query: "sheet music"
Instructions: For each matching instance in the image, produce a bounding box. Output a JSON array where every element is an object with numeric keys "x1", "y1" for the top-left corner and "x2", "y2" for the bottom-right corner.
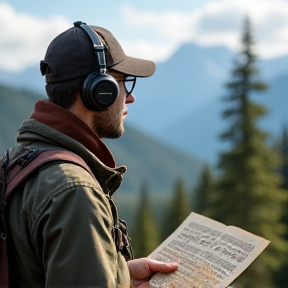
[{"x1": 149, "y1": 213, "x2": 269, "y2": 288}]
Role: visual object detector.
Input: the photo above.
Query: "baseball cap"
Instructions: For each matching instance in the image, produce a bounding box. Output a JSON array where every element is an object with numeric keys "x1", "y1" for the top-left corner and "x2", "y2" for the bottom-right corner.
[{"x1": 40, "y1": 22, "x2": 156, "y2": 83}]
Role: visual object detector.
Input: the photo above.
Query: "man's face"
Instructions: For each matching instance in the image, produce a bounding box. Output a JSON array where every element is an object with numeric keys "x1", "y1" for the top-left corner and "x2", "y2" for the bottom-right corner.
[{"x1": 91, "y1": 71, "x2": 135, "y2": 139}]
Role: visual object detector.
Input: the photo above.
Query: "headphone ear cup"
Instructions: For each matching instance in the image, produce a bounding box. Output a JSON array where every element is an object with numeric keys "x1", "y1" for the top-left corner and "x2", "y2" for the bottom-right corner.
[{"x1": 81, "y1": 72, "x2": 119, "y2": 111}]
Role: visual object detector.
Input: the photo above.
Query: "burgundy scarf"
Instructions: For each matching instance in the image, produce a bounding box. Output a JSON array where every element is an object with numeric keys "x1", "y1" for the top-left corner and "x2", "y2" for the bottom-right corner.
[{"x1": 30, "y1": 100, "x2": 116, "y2": 168}]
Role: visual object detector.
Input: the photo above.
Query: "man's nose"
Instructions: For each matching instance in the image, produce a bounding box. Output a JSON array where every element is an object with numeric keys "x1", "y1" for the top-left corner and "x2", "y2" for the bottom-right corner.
[{"x1": 126, "y1": 93, "x2": 135, "y2": 104}]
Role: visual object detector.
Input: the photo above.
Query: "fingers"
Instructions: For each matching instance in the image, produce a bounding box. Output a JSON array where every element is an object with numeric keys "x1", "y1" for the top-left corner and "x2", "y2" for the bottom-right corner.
[{"x1": 147, "y1": 259, "x2": 178, "y2": 274}]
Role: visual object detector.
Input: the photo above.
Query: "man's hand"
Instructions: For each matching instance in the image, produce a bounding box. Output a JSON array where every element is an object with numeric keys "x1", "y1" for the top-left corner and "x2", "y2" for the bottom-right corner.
[{"x1": 128, "y1": 258, "x2": 178, "y2": 288}]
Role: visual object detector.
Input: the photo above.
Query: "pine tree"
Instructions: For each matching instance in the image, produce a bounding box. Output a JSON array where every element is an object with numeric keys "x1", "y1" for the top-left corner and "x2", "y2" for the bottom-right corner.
[
  {"x1": 161, "y1": 178, "x2": 190, "y2": 241},
  {"x1": 131, "y1": 183, "x2": 160, "y2": 258},
  {"x1": 272, "y1": 126, "x2": 288, "y2": 287},
  {"x1": 210, "y1": 17, "x2": 287, "y2": 287},
  {"x1": 276, "y1": 126, "x2": 288, "y2": 241},
  {"x1": 192, "y1": 165, "x2": 215, "y2": 215},
  {"x1": 277, "y1": 125, "x2": 288, "y2": 191}
]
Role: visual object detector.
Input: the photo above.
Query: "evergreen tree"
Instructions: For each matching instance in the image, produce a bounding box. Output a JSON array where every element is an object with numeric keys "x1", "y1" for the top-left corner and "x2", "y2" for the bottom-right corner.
[
  {"x1": 277, "y1": 125, "x2": 288, "y2": 191},
  {"x1": 161, "y1": 178, "x2": 190, "y2": 241},
  {"x1": 273, "y1": 126, "x2": 288, "y2": 287},
  {"x1": 131, "y1": 183, "x2": 160, "y2": 258},
  {"x1": 276, "y1": 126, "x2": 288, "y2": 241},
  {"x1": 210, "y1": 17, "x2": 287, "y2": 287},
  {"x1": 192, "y1": 165, "x2": 215, "y2": 215}
]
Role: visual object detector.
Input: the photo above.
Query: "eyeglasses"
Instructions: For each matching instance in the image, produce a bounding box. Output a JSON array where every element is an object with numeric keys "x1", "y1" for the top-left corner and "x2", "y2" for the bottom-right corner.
[{"x1": 119, "y1": 76, "x2": 136, "y2": 97}]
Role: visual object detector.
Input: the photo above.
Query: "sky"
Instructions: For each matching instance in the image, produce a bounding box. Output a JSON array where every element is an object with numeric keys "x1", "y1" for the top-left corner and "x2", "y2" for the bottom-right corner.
[{"x1": 0, "y1": 0, "x2": 288, "y2": 73}]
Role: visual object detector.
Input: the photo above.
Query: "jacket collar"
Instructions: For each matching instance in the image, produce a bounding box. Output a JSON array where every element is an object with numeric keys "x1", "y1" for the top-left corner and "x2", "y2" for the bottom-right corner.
[
  {"x1": 18, "y1": 100, "x2": 126, "y2": 196},
  {"x1": 30, "y1": 100, "x2": 116, "y2": 168}
]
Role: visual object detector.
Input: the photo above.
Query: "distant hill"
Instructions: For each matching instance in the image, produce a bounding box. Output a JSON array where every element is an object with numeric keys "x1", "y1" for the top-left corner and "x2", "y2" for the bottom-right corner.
[
  {"x1": 0, "y1": 66, "x2": 46, "y2": 95},
  {"x1": 0, "y1": 85, "x2": 44, "y2": 151},
  {"x1": 126, "y1": 43, "x2": 288, "y2": 135},
  {"x1": 0, "y1": 84, "x2": 204, "y2": 195},
  {"x1": 127, "y1": 43, "x2": 235, "y2": 134},
  {"x1": 129, "y1": 43, "x2": 288, "y2": 163},
  {"x1": 155, "y1": 71, "x2": 288, "y2": 164},
  {"x1": 104, "y1": 124, "x2": 203, "y2": 193}
]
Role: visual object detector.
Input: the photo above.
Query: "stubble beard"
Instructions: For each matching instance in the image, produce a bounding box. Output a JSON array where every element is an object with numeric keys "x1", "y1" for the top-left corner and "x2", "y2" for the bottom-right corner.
[{"x1": 92, "y1": 104, "x2": 124, "y2": 139}]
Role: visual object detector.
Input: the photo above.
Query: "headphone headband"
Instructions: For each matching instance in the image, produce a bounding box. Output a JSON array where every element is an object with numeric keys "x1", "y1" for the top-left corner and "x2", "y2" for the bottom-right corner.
[
  {"x1": 73, "y1": 21, "x2": 119, "y2": 111},
  {"x1": 73, "y1": 21, "x2": 107, "y2": 74}
]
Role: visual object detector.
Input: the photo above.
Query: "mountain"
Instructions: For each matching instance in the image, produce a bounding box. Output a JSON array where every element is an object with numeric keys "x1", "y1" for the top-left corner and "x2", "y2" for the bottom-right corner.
[
  {"x1": 0, "y1": 84, "x2": 204, "y2": 195},
  {"x1": 0, "y1": 66, "x2": 46, "y2": 95},
  {"x1": 154, "y1": 67, "x2": 288, "y2": 164},
  {"x1": 0, "y1": 85, "x2": 44, "y2": 152},
  {"x1": 104, "y1": 125, "x2": 203, "y2": 193},
  {"x1": 1, "y1": 42, "x2": 287, "y2": 164},
  {"x1": 127, "y1": 43, "x2": 288, "y2": 133},
  {"x1": 127, "y1": 43, "x2": 235, "y2": 133},
  {"x1": 128, "y1": 43, "x2": 288, "y2": 163}
]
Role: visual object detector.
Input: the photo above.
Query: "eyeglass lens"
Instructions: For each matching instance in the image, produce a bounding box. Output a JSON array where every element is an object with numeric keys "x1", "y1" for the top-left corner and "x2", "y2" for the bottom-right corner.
[{"x1": 124, "y1": 76, "x2": 136, "y2": 96}]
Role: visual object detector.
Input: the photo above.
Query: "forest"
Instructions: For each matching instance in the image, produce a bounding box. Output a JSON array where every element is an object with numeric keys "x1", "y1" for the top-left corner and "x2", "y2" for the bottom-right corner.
[{"x1": 127, "y1": 18, "x2": 288, "y2": 288}]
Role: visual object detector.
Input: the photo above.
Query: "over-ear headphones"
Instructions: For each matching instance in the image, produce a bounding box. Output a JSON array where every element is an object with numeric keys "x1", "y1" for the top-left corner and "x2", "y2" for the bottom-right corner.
[{"x1": 73, "y1": 21, "x2": 119, "y2": 111}]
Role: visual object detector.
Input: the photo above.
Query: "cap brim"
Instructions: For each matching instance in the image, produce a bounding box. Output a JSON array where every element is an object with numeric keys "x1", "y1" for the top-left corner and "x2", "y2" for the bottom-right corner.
[{"x1": 112, "y1": 55, "x2": 156, "y2": 77}]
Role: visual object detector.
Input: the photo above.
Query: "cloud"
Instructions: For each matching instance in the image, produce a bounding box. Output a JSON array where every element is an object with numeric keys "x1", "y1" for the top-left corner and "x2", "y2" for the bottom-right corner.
[
  {"x1": 120, "y1": 39, "x2": 176, "y2": 65},
  {"x1": 121, "y1": 0, "x2": 288, "y2": 62},
  {"x1": 0, "y1": 2, "x2": 70, "y2": 72},
  {"x1": 0, "y1": 0, "x2": 287, "y2": 73}
]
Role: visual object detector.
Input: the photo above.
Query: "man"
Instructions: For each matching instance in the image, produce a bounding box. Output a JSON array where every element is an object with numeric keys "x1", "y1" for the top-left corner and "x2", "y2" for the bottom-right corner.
[{"x1": 7, "y1": 21, "x2": 178, "y2": 287}]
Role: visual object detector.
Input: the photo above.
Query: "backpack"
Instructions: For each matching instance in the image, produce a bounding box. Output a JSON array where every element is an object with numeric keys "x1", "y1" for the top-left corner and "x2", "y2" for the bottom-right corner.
[
  {"x1": 0, "y1": 146, "x2": 133, "y2": 287},
  {"x1": 0, "y1": 146, "x2": 95, "y2": 287}
]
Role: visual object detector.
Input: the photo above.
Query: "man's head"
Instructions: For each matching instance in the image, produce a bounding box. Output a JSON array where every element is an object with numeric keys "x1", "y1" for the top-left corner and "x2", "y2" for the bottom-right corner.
[
  {"x1": 40, "y1": 21, "x2": 155, "y2": 138},
  {"x1": 41, "y1": 21, "x2": 155, "y2": 109}
]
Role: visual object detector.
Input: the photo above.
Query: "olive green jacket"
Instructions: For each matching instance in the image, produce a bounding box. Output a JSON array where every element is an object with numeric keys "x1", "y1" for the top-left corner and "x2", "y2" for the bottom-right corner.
[{"x1": 8, "y1": 119, "x2": 131, "y2": 287}]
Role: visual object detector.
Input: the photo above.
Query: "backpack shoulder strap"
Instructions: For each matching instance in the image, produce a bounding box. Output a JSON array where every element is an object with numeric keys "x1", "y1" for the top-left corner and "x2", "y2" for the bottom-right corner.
[
  {"x1": 0, "y1": 148, "x2": 94, "y2": 288},
  {"x1": 6, "y1": 149, "x2": 94, "y2": 200}
]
